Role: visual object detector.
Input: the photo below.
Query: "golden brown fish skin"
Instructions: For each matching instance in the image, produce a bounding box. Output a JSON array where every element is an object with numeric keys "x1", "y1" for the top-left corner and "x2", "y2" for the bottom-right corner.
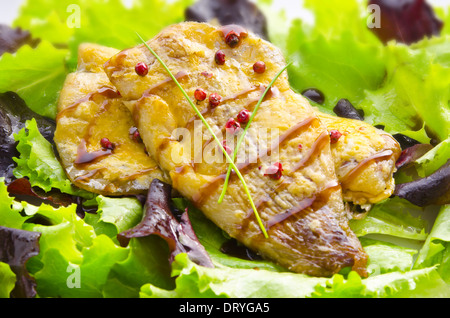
[
  {"x1": 54, "y1": 43, "x2": 169, "y2": 196},
  {"x1": 318, "y1": 112, "x2": 401, "y2": 205},
  {"x1": 104, "y1": 22, "x2": 368, "y2": 277}
]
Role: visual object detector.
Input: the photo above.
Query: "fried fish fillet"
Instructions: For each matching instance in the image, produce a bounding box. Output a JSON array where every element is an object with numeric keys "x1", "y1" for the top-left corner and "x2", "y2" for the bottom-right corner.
[
  {"x1": 54, "y1": 43, "x2": 169, "y2": 196},
  {"x1": 61, "y1": 44, "x2": 399, "y2": 203},
  {"x1": 104, "y1": 22, "x2": 369, "y2": 276}
]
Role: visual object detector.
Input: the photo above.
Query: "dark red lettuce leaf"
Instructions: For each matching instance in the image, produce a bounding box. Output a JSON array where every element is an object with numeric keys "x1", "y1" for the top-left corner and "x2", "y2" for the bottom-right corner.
[
  {"x1": 368, "y1": 0, "x2": 443, "y2": 45},
  {"x1": 118, "y1": 179, "x2": 214, "y2": 268},
  {"x1": 0, "y1": 226, "x2": 41, "y2": 298},
  {"x1": 395, "y1": 143, "x2": 433, "y2": 169},
  {"x1": 0, "y1": 24, "x2": 39, "y2": 56},
  {"x1": 394, "y1": 160, "x2": 450, "y2": 206},
  {"x1": 0, "y1": 92, "x2": 56, "y2": 184},
  {"x1": 185, "y1": 0, "x2": 268, "y2": 39},
  {"x1": 7, "y1": 177, "x2": 75, "y2": 208}
]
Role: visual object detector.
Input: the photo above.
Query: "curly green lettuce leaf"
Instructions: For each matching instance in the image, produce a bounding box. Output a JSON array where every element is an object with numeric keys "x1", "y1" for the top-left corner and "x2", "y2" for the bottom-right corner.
[
  {"x1": 312, "y1": 266, "x2": 450, "y2": 298},
  {"x1": 287, "y1": 28, "x2": 385, "y2": 113},
  {"x1": 415, "y1": 136, "x2": 450, "y2": 177},
  {"x1": 301, "y1": 0, "x2": 379, "y2": 42},
  {"x1": 349, "y1": 197, "x2": 428, "y2": 240},
  {"x1": 395, "y1": 135, "x2": 450, "y2": 187},
  {"x1": 141, "y1": 253, "x2": 450, "y2": 298},
  {"x1": 13, "y1": 119, "x2": 93, "y2": 199},
  {"x1": 273, "y1": 0, "x2": 385, "y2": 114},
  {"x1": 414, "y1": 205, "x2": 450, "y2": 284},
  {"x1": 0, "y1": 178, "x2": 24, "y2": 229},
  {"x1": 140, "y1": 253, "x2": 326, "y2": 298},
  {"x1": 84, "y1": 195, "x2": 143, "y2": 239},
  {"x1": 0, "y1": 41, "x2": 68, "y2": 119},
  {"x1": 22, "y1": 203, "x2": 94, "y2": 270},
  {"x1": 34, "y1": 235, "x2": 129, "y2": 298},
  {"x1": 273, "y1": 0, "x2": 449, "y2": 144},
  {"x1": 359, "y1": 38, "x2": 450, "y2": 143},
  {"x1": 0, "y1": 262, "x2": 16, "y2": 298},
  {"x1": 360, "y1": 238, "x2": 417, "y2": 275},
  {"x1": 0, "y1": 177, "x2": 174, "y2": 298},
  {"x1": 102, "y1": 236, "x2": 175, "y2": 298},
  {"x1": 14, "y1": 0, "x2": 193, "y2": 71}
]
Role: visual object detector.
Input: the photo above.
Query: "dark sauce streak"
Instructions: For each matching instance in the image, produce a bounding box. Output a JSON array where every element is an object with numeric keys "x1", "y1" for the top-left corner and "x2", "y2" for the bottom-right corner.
[
  {"x1": 222, "y1": 85, "x2": 262, "y2": 103},
  {"x1": 340, "y1": 150, "x2": 394, "y2": 186},
  {"x1": 56, "y1": 86, "x2": 120, "y2": 120},
  {"x1": 236, "y1": 180, "x2": 341, "y2": 239},
  {"x1": 191, "y1": 117, "x2": 318, "y2": 205},
  {"x1": 140, "y1": 71, "x2": 189, "y2": 100},
  {"x1": 266, "y1": 181, "x2": 340, "y2": 228},
  {"x1": 74, "y1": 139, "x2": 112, "y2": 165},
  {"x1": 291, "y1": 131, "x2": 330, "y2": 172}
]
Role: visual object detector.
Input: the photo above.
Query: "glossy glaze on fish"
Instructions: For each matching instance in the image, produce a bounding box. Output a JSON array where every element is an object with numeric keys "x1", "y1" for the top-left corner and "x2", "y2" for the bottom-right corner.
[{"x1": 54, "y1": 43, "x2": 169, "y2": 196}]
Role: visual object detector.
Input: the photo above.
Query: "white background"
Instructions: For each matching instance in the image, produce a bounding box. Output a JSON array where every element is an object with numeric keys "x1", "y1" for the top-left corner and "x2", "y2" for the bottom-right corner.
[{"x1": 2, "y1": 1, "x2": 448, "y2": 26}]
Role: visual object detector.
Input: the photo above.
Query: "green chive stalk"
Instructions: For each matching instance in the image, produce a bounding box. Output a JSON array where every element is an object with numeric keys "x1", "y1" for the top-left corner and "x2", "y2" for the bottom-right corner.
[
  {"x1": 218, "y1": 63, "x2": 290, "y2": 204},
  {"x1": 137, "y1": 32, "x2": 268, "y2": 238}
]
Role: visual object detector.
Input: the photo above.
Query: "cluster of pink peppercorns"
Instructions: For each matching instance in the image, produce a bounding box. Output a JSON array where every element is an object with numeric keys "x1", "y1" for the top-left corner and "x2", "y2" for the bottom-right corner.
[{"x1": 132, "y1": 28, "x2": 284, "y2": 179}]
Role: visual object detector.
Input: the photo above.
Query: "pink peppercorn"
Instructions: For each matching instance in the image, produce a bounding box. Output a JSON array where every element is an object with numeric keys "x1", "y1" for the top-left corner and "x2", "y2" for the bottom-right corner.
[
  {"x1": 209, "y1": 93, "x2": 222, "y2": 108},
  {"x1": 329, "y1": 130, "x2": 342, "y2": 144},
  {"x1": 135, "y1": 62, "x2": 148, "y2": 76},
  {"x1": 264, "y1": 162, "x2": 283, "y2": 180},
  {"x1": 225, "y1": 118, "x2": 241, "y2": 134},
  {"x1": 194, "y1": 88, "x2": 207, "y2": 101},
  {"x1": 237, "y1": 109, "x2": 251, "y2": 124},
  {"x1": 100, "y1": 137, "x2": 115, "y2": 150}
]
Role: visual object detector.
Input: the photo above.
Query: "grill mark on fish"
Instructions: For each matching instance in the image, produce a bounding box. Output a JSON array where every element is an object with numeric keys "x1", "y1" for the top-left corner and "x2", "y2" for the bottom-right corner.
[
  {"x1": 266, "y1": 181, "x2": 341, "y2": 228},
  {"x1": 291, "y1": 131, "x2": 330, "y2": 172},
  {"x1": 236, "y1": 180, "x2": 341, "y2": 237}
]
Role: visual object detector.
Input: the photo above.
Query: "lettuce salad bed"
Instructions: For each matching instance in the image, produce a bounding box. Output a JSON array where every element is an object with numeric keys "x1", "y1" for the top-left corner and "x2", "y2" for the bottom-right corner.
[{"x1": 0, "y1": 0, "x2": 449, "y2": 298}]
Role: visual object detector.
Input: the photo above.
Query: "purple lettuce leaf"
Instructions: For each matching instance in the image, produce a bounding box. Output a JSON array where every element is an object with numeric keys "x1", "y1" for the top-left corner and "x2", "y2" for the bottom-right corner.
[
  {"x1": 118, "y1": 179, "x2": 214, "y2": 268},
  {"x1": 0, "y1": 226, "x2": 41, "y2": 298}
]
